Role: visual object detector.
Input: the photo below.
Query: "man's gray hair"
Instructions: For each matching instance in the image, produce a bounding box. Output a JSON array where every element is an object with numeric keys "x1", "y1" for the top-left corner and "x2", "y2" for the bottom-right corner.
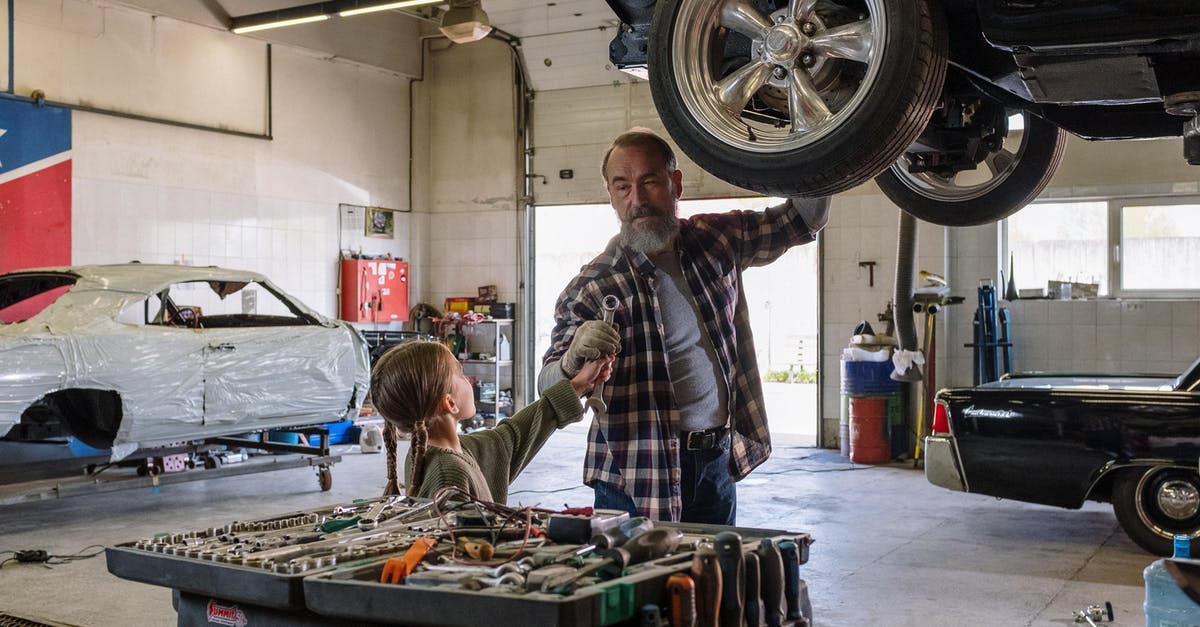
[{"x1": 601, "y1": 127, "x2": 678, "y2": 180}]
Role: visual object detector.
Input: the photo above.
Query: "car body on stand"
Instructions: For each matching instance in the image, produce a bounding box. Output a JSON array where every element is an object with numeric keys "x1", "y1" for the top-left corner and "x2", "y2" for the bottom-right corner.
[
  {"x1": 0, "y1": 264, "x2": 370, "y2": 465},
  {"x1": 924, "y1": 356, "x2": 1200, "y2": 555},
  {"x1": 604, "y1": 0, "x2": 1200, "y2": 226}
]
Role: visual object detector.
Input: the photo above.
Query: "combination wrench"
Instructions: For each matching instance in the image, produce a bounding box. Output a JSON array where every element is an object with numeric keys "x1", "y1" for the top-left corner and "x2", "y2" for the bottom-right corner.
[{"x1": 582, "y1": 294, "x2": 620, "y2": 419}]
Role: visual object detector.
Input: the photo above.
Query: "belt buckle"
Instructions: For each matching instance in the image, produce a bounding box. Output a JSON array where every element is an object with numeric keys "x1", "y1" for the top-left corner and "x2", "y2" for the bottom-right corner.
[{"x1": 686, "y1": 430, "x2": 717, "y2": 451}]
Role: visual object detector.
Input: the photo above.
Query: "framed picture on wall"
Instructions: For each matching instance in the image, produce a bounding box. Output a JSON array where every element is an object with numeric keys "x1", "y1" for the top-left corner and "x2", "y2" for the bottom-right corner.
[{"x1": 364, "y1": 207, "x2": 395, "y2": 239}]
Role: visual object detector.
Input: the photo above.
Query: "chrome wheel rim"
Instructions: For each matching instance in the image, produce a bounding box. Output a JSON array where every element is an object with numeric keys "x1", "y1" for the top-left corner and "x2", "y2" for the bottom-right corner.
[
  {"x1": 1136, "y1": 466, "x2": 1200, "y2": 539},
  {"x1": 671, "y1": 0, "x2": 885, "y2": 153},
  {"x1": 1155, "y1": 479, "x2": 1200, "y2": 521},
  {"x1": 887, "y1": 110, "x2": 1031, "y2": 201}
]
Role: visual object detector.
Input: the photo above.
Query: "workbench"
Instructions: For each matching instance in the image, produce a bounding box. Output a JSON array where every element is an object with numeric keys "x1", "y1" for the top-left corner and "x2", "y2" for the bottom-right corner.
[{"x1": 105, "y1": 494, "x2": 814, "y2": 626}]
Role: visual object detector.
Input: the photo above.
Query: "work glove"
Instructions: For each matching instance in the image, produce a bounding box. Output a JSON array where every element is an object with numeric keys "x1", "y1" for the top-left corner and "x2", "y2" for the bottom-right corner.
[
  {"x1": 561, "y1": 320, "x2": 621, "y2": 377},
  {"x1": 792, "y1": 196, "x2": 831, "y2": 232}
]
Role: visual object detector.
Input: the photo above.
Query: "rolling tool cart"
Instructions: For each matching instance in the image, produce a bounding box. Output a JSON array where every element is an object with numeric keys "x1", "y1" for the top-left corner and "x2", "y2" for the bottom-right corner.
[{"x1": 106, "y1": 491, "x2": 814, "y2": 626}]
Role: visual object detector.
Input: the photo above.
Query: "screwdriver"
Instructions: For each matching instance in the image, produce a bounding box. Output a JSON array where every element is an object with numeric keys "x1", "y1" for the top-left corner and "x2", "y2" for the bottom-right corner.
[
  {"x1": 744, "y1": 550, "x2": 762, "y2": 627},
  {"x1": 543, "y1": 527, "x2": 682, "y2": 594},
  {"x1": 778, "y1": 539, "x2": 811, "y2": 622},
  {"x1": 590, "y1": 516, "x2": 654, "y2": 551},
  {"x1": 691, "y1": 548, "x2": 721, "y2": 627},
  {"x1": 755, "y1": 539, "x2": 785, "y2": 627},
  {"x1": 667, "y1": 573, "x2": 697, "y2": 627},
  {"x1": 552, "y1": 516, "x2": 654, "y2": 564},
  {"x1": 640, "y1": 604, "x2": 663, "y2": 627},
  {"x1": 714, "y1": 531, "x2": 745, "y2": 627}
]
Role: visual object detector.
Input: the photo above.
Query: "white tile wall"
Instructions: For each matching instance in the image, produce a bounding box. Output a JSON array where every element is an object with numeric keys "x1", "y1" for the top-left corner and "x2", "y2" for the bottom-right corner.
[
  {"x1": 72, "y1": 178, "x2": 342, "y2": 316},
  {"x1": 421, "y1": 208, "x2": 526, "y2": 405},
  {"x1": 423, "y1": 209, "x2": 523, "y2": 308},
  {"x1": 1003, "y1": 299, "x2": 1200, "y2": 376},
  {"x1": 59, "y1": 37, "x2": 412, "y2": 320}
]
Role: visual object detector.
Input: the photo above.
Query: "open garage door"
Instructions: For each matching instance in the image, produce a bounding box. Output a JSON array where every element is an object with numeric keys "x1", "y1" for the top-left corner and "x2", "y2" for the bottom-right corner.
[{"x1": 532, "y1": 198, "x2": 819, "y2": 444}]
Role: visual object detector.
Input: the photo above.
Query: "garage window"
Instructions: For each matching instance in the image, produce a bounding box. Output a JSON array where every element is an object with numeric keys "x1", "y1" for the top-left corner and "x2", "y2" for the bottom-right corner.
[
  {"x1": 1119, "y1": 200, "x2": 1200, "y2": 294},
  {"x1": 1004, "y1": 196, "x2": 1200, "y2": 298},
  {"x1": 1005, "y1": 201, "x2": 1108, "y2": 297}
]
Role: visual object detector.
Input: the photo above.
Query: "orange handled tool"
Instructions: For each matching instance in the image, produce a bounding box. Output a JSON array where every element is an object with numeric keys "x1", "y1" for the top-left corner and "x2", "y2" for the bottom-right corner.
[
  {"x1": 690, "y1": 548, "x2": 721, "y2": 627},
  {"x1": 459, "y1": 537, "x2": 495, "y2": 561},
  {"x1": 379, "y1": 537, "x2": 437, "y2": 584},
  {"x1": 667, "y1": 573, "x2": 697, "y2": 627}
]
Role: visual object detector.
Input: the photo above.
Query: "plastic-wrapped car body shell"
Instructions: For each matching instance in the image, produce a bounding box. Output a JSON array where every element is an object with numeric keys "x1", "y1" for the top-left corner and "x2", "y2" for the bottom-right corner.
[{"x1": 0, "y1": 264, "x2": 370, "y2": 460}]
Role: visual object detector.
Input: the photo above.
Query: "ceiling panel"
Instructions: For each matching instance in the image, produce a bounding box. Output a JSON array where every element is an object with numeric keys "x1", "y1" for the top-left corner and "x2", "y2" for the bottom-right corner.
[
  {"x1": 107, "y1": 0, "x2": 630, "y2": 90},
  {"x1": 484, "y1": 0, "x2": 619, "y2": 37}
]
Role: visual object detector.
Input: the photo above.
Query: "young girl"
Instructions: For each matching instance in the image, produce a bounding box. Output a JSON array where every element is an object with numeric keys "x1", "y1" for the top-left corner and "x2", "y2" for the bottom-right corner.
[{"x1": 373, "y1": 340, "x2": 612, "y2": 503}]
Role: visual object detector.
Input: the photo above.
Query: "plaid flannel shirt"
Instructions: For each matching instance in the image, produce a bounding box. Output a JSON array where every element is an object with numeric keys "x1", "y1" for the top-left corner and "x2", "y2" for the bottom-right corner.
[{"x1": 543, "y1": 200, "x2": 818, "y2": 520}]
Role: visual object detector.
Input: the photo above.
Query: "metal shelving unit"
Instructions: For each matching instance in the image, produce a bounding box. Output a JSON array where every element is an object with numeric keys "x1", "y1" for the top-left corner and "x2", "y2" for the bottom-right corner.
[{"x1": 459, "y1": 319, "x2": 514, "y2": 426}]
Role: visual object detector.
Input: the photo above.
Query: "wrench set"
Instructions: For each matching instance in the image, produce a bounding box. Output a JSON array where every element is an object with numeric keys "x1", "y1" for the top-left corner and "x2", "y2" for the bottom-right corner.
[
  {"x1": 124, "y1": 495, "x2": 444, "y2": 575},
  {"x1": 107, "y1": 491, "x2": 814, "y2": 626}
]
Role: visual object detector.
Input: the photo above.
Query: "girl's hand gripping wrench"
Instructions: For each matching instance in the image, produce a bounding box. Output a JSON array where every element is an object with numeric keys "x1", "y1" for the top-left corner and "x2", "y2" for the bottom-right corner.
[{"x1": 583, "y1": 295, "x2": 620, "y2": 419}]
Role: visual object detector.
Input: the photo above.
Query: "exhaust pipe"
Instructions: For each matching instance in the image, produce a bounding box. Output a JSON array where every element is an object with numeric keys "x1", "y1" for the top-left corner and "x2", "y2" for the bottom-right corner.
[{"x1": 892, "y1": 210, "x2": 923, "y2": 382}]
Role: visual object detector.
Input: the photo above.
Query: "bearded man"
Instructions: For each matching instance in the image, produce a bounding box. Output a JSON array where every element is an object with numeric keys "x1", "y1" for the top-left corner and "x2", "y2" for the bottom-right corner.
[{"x1": 538, "y1": 127, "x2": 831, "y2": 523}]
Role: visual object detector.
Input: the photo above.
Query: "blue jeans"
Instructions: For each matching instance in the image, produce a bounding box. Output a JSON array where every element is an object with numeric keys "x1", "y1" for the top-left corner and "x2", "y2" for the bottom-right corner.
[{"x1": 591, "y1": 435, "x2": 736, "y2": 525}]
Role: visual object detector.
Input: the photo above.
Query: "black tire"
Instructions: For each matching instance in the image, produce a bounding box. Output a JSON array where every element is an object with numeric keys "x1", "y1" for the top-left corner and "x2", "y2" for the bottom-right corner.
[
  {"x1": 648, "y1": 0, "x2": 947, "y2": 197},
  {"x1": 876, "y1": 111, "x2": 1068, "y2": 226},
  {"x1": 1112, "y1": 466, "x2": 1200, "y2": 556}
]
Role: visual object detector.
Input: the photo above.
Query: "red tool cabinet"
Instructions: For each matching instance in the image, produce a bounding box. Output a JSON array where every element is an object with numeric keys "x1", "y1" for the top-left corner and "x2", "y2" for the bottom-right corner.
[{"x1": 339, "y1": 259, "x2": 409, "y2": 323}]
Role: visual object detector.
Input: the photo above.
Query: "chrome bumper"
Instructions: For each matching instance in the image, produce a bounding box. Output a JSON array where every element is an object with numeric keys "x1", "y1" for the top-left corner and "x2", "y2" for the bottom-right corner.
[{"x1": 924, "y1": 435, "x2": 968, "y2": 492}]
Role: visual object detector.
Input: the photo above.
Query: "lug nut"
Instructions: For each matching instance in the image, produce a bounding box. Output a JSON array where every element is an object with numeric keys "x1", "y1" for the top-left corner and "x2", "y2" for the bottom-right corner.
[
  {"x1": 772, "y1": 66, "x2": 788, "y2": 79},
  {"x1": 801, "y1": 22, "x2": 816, "y2": 36},
  {"x1": 801, "y1": 53, "x2": 815, "y2": 67}
]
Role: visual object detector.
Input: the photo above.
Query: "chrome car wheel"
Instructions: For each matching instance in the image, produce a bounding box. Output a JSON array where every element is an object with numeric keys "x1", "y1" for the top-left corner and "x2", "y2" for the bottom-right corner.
[
  {"x1": 1113, "y1": 466, "x2": 1200, "y2": 555},
  {"x1": 875, "y1": 107, "x2": 1069, "y2": 226},
  {"x1": 672, "y1": 0, "x2": 882, "y2": 152},
  {"x1": 648, "y1": 0, "x2": 947, "y2": 197}
]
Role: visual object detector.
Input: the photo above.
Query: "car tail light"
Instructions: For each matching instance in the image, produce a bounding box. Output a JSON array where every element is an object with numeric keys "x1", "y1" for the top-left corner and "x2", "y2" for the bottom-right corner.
[{"x1": 931, "y1": 402, "x2": 951, "y2": 434}]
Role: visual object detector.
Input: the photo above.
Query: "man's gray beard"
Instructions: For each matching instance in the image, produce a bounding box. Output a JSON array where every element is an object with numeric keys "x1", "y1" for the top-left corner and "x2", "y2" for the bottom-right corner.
[{"x1": 620, "y1": 217, "x2": 680, "y2": 254}]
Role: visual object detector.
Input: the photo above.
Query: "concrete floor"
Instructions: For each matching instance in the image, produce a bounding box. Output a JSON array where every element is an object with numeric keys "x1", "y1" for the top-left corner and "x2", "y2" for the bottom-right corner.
[{"x1": 0, "y1": 422, "x2": 1155, "y2": 626}]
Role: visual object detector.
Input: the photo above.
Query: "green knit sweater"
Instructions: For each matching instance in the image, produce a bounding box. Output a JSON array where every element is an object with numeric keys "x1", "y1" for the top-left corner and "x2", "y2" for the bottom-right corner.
[{"x1": 405, "y1": 379, "x2": 583, "y2": 504}]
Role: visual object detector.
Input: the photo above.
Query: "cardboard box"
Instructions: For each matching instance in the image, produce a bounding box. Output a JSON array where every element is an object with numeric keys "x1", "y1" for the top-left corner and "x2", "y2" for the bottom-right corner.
[{"x1": 444, "y1": 297, "x2": 473, "y2": 313}]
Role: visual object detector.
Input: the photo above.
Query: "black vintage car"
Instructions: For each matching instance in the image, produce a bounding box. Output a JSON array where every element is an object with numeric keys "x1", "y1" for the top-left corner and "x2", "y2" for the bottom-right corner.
[
  {"x1": 604, "y1": 0, "x2": 1200, "y2": 226},
  {"x1": 924, "y1": 357, "x2": 1200, "y2": 555}
]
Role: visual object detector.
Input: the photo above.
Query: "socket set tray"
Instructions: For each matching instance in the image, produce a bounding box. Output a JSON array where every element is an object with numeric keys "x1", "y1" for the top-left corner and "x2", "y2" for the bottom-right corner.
[{"x1": 106, "y1": 490, "x2": 813, "y2": 626}]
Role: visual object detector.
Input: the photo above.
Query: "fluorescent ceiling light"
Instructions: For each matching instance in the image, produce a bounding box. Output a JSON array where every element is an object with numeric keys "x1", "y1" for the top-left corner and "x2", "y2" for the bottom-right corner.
[
  {"x1": 230, "y1": 0, "x2": 442, "y2": 35},
  {"x1": 339, "y1": 0, "x2": 441, "y2": 17},
  {"x1": 232, "y1": 14, "x2": 329, "y2": 34}
]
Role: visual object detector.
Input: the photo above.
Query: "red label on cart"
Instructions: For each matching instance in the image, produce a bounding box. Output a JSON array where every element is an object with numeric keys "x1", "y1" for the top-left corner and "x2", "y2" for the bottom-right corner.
[{"x1": 206, "y1": 600, "x2": 248, "y2": 627}]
